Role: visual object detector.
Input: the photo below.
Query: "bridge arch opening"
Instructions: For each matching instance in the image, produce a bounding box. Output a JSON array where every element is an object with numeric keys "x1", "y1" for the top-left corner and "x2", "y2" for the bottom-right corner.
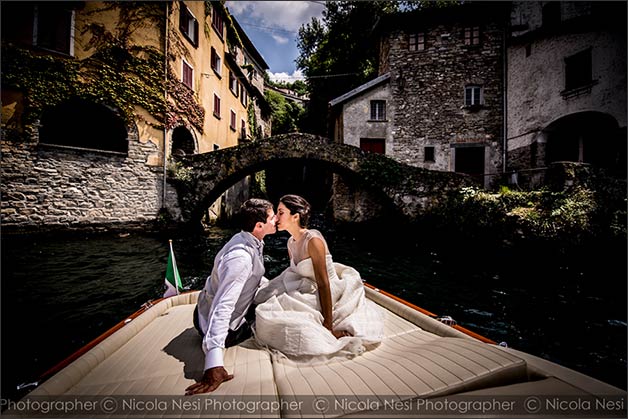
[{"x1": 194, "y1": 157, "x2": 401, "y2": 228}]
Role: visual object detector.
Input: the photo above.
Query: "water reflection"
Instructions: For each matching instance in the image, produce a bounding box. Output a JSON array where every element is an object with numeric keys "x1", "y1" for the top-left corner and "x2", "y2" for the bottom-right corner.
[{"x1": 1, "y1": 226, "x2": 626, "y2": 404}]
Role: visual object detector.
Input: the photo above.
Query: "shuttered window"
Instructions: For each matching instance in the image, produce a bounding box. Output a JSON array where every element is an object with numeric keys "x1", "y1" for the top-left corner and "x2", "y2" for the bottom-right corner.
[
  {"x1": 182, "y1": 60, "x2": 193, "y2": 90},
  {"x1": 179, "y1": 3, "x2": 198, "y2": 47}
]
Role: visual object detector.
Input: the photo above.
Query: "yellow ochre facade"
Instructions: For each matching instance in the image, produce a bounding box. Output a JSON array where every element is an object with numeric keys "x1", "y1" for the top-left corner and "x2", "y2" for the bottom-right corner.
[{"x1": 1, "y1": 1, "x2": 271, "y2": 230}]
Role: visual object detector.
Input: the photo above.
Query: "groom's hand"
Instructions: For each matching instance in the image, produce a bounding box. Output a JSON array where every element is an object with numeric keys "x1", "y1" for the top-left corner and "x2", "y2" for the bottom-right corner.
[
  {"x1": 332, "y1": 329, "x2": 353, "y2": 339},
  {"x1": 185, "y1": 366, "x2": 233, "y2": 395}
]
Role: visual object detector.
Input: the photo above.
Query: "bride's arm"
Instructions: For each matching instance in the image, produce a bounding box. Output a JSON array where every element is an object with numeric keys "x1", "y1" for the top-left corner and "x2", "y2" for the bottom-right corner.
[
  {"x1": 308, "y1": 237, "x2": 333, "y2": 331},
  {"x1": 308, "y1": 238, "x2": 352, "y2": 338}
]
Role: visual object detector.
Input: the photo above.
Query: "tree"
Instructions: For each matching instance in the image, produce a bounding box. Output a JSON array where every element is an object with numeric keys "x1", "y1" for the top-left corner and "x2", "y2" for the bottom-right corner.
[
  {"x1": 295, "y1": 1, "x2": 457, "y2": 136},
  {"x1": 265, "y1": 89, "x2": 305, "y2": 134},
  {"x1": 295, "y1": 1, "x2": 404, "y2": 136}
]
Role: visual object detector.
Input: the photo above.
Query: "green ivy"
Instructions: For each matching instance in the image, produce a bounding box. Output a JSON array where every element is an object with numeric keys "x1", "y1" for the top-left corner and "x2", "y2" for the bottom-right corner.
[
  {"x1": 430, "y1": 185, "x2": 626, "y2": 243},
  {"x1": 247, "y1": 101, "x2": 257, "y2": 139},
  {"x1": 358, "y1": 155, "x2": 404, "y2": 187},
  {"x1": 204, "y1": 0, "x2": 243, "y2": 51},
  {"x1": 2, "y1": 2, "x2": 206, "y2": 136}
]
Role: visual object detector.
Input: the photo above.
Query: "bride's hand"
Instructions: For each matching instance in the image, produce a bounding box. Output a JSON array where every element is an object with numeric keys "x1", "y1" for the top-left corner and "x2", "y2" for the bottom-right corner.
[{"x1": 332, "y1": 329, "x2": 353, "y2": 339}]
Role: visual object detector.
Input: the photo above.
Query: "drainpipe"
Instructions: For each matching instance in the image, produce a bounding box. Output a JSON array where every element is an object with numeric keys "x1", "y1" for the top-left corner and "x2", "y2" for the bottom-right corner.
[
  {"x1": 162, "y1": 2, "x2": 169, "y2": 209},
  {"x1": 502, "y1": 15, "x2": 508, "y2": 174}
]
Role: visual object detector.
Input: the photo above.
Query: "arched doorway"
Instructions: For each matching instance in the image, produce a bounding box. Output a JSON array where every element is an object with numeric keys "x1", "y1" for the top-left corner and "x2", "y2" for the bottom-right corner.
[
  {"x1": 171, "y1": 126, "x2": 196, "y2": 156},
  {"x1": 543, "y1": 112, "x2": 623, "y2": 175},
  {"x1": 39, "y1": 98, "x2": 128, "y2": 153}
]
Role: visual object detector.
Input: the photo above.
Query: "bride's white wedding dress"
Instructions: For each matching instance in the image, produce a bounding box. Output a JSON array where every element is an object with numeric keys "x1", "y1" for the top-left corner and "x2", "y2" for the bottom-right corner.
[{"x1": 253, "y1": 230, "x2": 384, "y2": 360}]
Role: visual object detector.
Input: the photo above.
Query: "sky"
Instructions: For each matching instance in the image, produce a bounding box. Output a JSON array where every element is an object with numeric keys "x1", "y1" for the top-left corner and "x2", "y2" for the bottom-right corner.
[{"x1": 225, "y1": 1, "x2": 326, "y2": 82}]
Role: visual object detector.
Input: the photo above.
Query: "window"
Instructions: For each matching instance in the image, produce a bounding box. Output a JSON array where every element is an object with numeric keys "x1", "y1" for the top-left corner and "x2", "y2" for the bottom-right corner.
[
  {"x1": 370, "y1": 100, "x2": 386, "y2": 121},
  {"x1": 424, "y1": 146, "x2": 435, "y2": 162},
  {"x1": 39, "y1": 98, "x2": 127, "y2": 153},
  {"x1": 182, "y1": 60, "x2": 193, "y2": 89},
  {"x1": 213, "y1": 94, "x2": 221, "y2": 119},
  {"x1": 240, "y1": 85, "x2": 248, "y2": 107},
  {"x1": 409, "y1": 32, "x2": 425, "y2": 51},
  {"x1": 229, "y1": 71, "x2": 238, "y2": 96},
  {"x1": 179, "y1": 2, "x2": 198, "y2": 47},
  {"x1": 240, "y1": 119, "x2": 246, "y2": 140},
  {"x1": 211, "y1": 4, "x2": 224, "y2": 38},
  {"x1": 211, "y1": 48, "x2": 221, "y2": 76},
  {"x1": 35, "y1": 4, "x2": 74, "y2": 55},
  {"x1": 463, "y1": 26, "x2": 481, "y2": 46},
  {"x1": 360, "y1": 138, "x2": 385, "y2": 154},
  {"x1": 230, "y1": 110, "x2": 236, "y2": 131},
  {"x1": 1, "y1": 4, "x2": 75, "y2": 55},
  {"x1": 565, "y1": 49, "x2": 592, "y2": 91},
  {"x1": 464, "y1": 85, "x2": 482, "y2": 107}
]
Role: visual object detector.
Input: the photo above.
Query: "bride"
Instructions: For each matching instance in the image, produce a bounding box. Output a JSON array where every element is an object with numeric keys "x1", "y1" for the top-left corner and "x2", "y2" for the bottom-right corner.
[{"x1": 253, "y1": 194, "x2": 384, "y2": 359}]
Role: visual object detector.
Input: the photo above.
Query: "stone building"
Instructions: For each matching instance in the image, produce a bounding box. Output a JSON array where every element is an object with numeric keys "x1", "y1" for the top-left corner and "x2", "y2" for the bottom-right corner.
[
  {"x1": 331, "y1": 2, "x2": 509, "y2": 189},
  {"x1": 1, "y1": 1, "x2": 271, "y2": 231},
  {"x1": 330, "y1": 1, "x2": 626, "y2": 194},
  {"x1": 506, "y1": 1, "x2": 626, "y2": 186}
]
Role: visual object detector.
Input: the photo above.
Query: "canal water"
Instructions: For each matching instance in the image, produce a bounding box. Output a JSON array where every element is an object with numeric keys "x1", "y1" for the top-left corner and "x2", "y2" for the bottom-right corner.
[{"x1": 1, "y1": 226, "x2": 626, "y2": 403}]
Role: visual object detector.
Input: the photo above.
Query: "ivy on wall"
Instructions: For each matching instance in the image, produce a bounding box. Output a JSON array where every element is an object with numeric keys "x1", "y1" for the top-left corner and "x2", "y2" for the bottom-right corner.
[
  {"x1": 204, "y1": 0, "x2": 243, "y2": 52},
  {"x1": 2, "y1": 1, "x2": 206, "y2": 139},
  {"x1": 247, "y1": 101, "x2": 258, "y2": 139},
  {"x1": 166, "y1": 71, "x2": 205, "y2": 132}
]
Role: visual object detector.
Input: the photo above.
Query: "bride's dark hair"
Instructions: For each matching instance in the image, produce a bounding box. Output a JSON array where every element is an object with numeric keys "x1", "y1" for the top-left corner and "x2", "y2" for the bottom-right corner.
[{"x1": 279, "y1": 194, "x2": 310, "y2": 228}]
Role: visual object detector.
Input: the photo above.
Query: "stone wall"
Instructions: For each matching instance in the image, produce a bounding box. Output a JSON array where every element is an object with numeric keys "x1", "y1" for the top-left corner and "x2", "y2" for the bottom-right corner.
[
  {"x1": 507, "y1": 2, "x2": 627, "y2": 173},
  {"x1": 381, "y1": 7, "x2": 506, "y2": 187},
  {"x1": 1, "y1": 124, "x2": 167, "y2": 232}
]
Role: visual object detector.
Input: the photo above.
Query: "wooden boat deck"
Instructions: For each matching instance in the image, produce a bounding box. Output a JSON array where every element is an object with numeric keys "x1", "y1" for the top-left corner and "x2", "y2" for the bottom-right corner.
[{"x1": 12, "y1": 289, "x2": 625, "y2": 418}]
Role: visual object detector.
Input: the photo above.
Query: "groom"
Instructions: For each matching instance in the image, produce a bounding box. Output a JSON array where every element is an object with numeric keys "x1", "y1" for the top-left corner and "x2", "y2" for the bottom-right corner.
[{"x1": 185, "y1": 198, "x2": 276, "y2": 395}]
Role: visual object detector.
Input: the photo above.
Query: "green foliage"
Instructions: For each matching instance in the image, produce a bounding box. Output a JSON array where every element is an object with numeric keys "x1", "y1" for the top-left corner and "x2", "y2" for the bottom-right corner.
[
  {"x1": 246, "y1": 102, "x2": 258, "y2": 139},
  {"x1": 2, "y1": 43, "x2": 166, "y2": 128},
  {"x1": 296, "y1": 1, "x2": 404, "y2": 135},
  {"x1": 358, "y1": 155, "x2": 404, "y2": 187},
  {"x1": 264, "y1": 89, "x2": 305, "y2": 134},
  {"x1": 205, "y1": 1, "x2": 243, "y2": 51},
  {"x1": 266, "y1": 79, "x2": 308, "y2": 97},
  {"x1": 250, "y1": 171, "x2": 268, "y2": 198},
  {"x1": 430, "y1": 185, "x2": 626, "y2": 243},
  {"x1": 295, "y1": 1, "x2": 465, "y2": 135},
  {"x1": 167, "y1": 161, "x2": 193, "y2": 183},
  {"x1": 2, "y1": 2, "x2": 206, "y2": 135}
]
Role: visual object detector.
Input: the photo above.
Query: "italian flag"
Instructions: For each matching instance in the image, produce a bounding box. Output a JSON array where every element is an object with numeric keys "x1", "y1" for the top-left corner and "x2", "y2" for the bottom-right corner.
[{"x1": 163, "y1": 240, "x2": 183, "y2": 298}]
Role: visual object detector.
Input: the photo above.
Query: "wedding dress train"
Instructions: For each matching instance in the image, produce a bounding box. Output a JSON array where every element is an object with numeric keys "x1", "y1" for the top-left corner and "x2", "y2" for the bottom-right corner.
[{"x1": 253, "y1": 255, "x2": 384, "y2": 360}]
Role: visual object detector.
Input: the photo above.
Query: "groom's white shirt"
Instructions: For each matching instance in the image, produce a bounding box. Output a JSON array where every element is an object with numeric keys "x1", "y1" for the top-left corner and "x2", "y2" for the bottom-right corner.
[{"x1": 197, "y1": 231, "x2": 266, "y2": 370}]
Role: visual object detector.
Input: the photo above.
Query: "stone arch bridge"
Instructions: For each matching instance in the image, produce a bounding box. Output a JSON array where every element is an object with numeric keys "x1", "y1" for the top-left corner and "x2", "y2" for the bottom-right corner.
[{"x1": 173, "y1": 133, "x2": 474, "y2": 227}]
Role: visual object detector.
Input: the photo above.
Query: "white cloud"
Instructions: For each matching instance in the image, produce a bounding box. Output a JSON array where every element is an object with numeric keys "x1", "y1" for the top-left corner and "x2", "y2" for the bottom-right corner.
[
  {"x1": 272, "y1": 34, "x2": 290, "y2": 44},
  {"x1": 226, "y1": 1, "x2": 325, "y2": 74},
  {"x1": 267, "y1": 69, "x2": 305, "y2": 82},
  {"x1": 227, "y1": 1, "x2": 324, "y2": 32}
]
